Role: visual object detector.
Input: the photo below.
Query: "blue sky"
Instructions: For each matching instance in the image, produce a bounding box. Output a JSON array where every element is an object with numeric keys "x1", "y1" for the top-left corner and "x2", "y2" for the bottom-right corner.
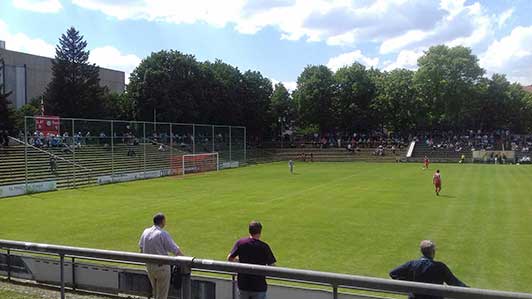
[{"x1": 1, "y1": 0, "x2": 532, "y2": 88}]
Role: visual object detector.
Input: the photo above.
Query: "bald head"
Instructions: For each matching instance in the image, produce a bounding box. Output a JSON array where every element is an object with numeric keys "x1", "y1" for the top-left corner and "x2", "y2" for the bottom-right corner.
[{"x1": 420, "y1": 240, "x2": 436, "y2": 258}]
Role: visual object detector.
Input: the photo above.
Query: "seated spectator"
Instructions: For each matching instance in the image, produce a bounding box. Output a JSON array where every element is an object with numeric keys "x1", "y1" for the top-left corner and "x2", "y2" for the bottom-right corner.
[
  {"x1": 390, "y1": 240, "x2": 467, "y2": 299},
  {"x1": 99, "y1": 132, "x2": 107, "y2": 144}
]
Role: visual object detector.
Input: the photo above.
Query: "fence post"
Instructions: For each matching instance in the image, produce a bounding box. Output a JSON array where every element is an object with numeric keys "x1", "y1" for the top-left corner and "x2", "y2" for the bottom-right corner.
[
  {"x1": 59, "y1": 253, "x2": 65, "y2": 299},
  {"x1": 24, "y1": 116, "x2": 28, "y2": 191},
  {"x1": 181, "y1": 264, "x2": 192, "y2": 299},
  {"x1": 71, "y1": 257, "x2": 76, "y2": 291},
  {"x1": 170, "y1": 124, "x2": 173, "y2": 171},
  {"x1": 229, "y1": 126, "x2": 232, "y2": 162},
  {"x1": 143, "y1": 122, "x2": 146, "y2": 177},
  {"x1": 6, "y1": 249, "x2": 11, "y2": 281},
  {"x1": 192, "y1": 124, "x2": 196, "y2": 154},
  {"x1": 72, "y1": 119, "x2": 76, "y2": 188},
  {"x1": 111, "y1": 120, "x2": 114, "y2": 177},
  {"x1": 212, "y1": 125, "x2": 215, "y2": 153},
  {"x1": 243, "y1": 127, "x2": 247, "y2": 163},
  {"x1": 332, "y1": 284, "x2": 338, "y2": 299},
  {"x1": 231, "y1": 274, "x2": 236, "y2": 299}
]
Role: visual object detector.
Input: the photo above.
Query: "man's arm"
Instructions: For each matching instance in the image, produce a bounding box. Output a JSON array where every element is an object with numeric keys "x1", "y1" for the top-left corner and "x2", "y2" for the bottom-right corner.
[
  {"x1": 138, "y1": 232, "x2": 144, "y2": 253},
  {"x1": 266, "y1": 245, "x2": 276, "y2": 266},
  {"x1": 163, "y1": 232, "x2": 183, "y2": 256},
  {"x1": 227, "y1": 241, "x2": 240, "y2": 262},
  {"x1": 442, "y1": 264, "x2": 467, "y2": 287},
  {"x1": 389, "y1": 261, "x2": 413, "y2": 281}
]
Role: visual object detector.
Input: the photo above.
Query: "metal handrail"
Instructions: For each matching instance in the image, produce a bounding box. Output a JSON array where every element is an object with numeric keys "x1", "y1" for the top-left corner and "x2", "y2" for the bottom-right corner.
[
  {"x1": 9, "y1": 137, "x2": 93, "y2": 173},
  {"x1": 1, "y1": 240, "x2": 531, "y2": 299}
]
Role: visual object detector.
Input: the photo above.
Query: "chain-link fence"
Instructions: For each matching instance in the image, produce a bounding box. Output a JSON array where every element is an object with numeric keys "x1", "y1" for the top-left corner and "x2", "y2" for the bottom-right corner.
[{"x1": 6, "y1": 116, "x2": 246, "y2": 191}]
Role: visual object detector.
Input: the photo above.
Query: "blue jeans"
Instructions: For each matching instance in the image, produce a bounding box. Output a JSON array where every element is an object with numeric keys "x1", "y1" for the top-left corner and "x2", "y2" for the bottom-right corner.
[{"x1": 239, "y1": 290, "x2": 267, "y2": 299}]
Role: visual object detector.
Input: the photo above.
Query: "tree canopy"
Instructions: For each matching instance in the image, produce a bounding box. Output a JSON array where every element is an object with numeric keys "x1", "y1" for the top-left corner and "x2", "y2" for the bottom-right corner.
[
  {"x1": 44, "y1": 27, "x2": 106, "y2": 118},
  {"x1": 5, "y1": 31, "x2": 532, "y2": 138}
]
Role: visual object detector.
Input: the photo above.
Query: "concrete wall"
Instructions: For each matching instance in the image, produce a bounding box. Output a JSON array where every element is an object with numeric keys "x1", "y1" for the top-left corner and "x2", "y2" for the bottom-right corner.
[{"x1": 0, "y1": 48, "x2": 125, "y2": 109}]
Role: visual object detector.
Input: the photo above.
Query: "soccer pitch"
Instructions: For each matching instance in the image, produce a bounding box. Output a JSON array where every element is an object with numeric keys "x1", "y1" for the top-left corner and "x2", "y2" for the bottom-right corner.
[{"x1": 1, "y1": 162, "x2": 531, "y2": 293}]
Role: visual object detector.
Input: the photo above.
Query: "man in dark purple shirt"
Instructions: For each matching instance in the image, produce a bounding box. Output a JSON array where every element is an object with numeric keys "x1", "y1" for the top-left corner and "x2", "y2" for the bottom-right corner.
[{"x1": 227, "y1": 221, "x2": 276, "y2": 299}]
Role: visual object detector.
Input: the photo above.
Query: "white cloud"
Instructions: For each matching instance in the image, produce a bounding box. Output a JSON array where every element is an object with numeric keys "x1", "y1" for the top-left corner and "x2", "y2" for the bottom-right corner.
[
  {"x1": 380, "y1": 1, "x2": 493, "y2": 54},
  {"x1": 283, "y1": 81, "x2": 297, "y2": 91},
  {"x1": 384, "y1": 49, "x2": 424, "y2": 71},
  {"x1": 326, "y1": 50, "x2": 379, "y2": 72},
  {"x1": 11, "y1": 0, "x2": 62, "y2": 13},
  {"x1": 497, "y1": 8, "x2": 514, "y2": 28},
  {"x1": 0, "y1": 19, "x2": 140, "y2": 83},
  {"x1": 271, "y1": 78, "x2": 297, "y2": 92},
  {"x1": 72, "y1": 0, "x2": 244, "y2": 27},
  {"x1": 69, "y1": 0, "x2": 451, "y2": 47},
  {"x1": 479, "y1": 26, "x2": 532, "y2": 85},
  {"x1": 0, "y1": 19, "x2": 55, "y2": 57},
  {"x1": 90, "y1": 46, "x2": 141, "y2": 83}
]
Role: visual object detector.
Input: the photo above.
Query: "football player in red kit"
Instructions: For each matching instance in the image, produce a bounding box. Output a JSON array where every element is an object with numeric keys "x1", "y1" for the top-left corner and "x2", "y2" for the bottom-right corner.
[
  {"x1": 433, "y1": 169, "x2": 442, "y2": 196},
  {"x1": 424, "y1": 156, "x2": 430, "y2": 169}
]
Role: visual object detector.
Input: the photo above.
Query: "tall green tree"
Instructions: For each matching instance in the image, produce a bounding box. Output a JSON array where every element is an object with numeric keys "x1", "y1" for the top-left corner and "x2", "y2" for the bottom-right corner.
[
  {"x1": 241, "y1": 70, "x2": 273, "y2": 137},
  {"x1": 372, "y1": 69, "x2": 422, "y2": 132},
  {"x1": 270, "y1": 83, "x2": 296, "y2": 135},
  {"x1": 293, "y1": 65, "x2": 335, "y2": 133},
  {"x1": 128, "y1": 50, "x2": 204, "y2": 123},
  {"x1": 333, "y1": 63, "x2": 377, "y2": 131},
  {"x1": 44, "y1": 27, "x2": 105, "y2": 118},
  {"x1": 204, "y1": 60, "x2": 246, "y2": 125},
  {"x1": 414, "y1": 45, "x2": 484, "y2": 129}
]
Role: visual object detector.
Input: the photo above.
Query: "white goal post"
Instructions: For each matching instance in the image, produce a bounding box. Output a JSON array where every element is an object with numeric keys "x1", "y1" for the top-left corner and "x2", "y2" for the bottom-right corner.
[{"x1": 181, "y1": 152, "x2": 219, "y2": 176}]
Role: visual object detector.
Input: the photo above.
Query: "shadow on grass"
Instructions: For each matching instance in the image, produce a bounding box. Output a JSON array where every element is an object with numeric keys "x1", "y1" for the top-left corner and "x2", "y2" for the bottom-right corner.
[{"x1": 438, "y1": 194, "x2": 456, "y2": 198}]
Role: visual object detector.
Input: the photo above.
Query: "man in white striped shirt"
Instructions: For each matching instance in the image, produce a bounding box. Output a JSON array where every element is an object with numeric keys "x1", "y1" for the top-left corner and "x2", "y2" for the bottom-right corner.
[{"x1": 139, "y1": 213, "x2": 184, "y2": 299}]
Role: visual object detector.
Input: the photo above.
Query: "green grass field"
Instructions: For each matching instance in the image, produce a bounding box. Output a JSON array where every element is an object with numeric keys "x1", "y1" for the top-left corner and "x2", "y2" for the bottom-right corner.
[{"x1": 1, "y1": 162, "x2": 531, "y2": 293}]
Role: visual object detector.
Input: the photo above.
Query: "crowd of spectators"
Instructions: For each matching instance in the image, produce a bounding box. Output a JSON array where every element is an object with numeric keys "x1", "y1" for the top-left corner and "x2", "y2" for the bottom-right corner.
[{"x1": 273, "y1": 129, "x2": 527, "y2": 155}]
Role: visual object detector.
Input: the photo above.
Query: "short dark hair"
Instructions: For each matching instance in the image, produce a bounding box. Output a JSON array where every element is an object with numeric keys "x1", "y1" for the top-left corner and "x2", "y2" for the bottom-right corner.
[
  {"x1": 249, "y1": 220, "x2": 262, "y2": 235},
  {"x1": 420, "y1": 240, "x2": 436, "y2": 258},
  {"x1": 153, "y1": 213, "x2": 165, "y2": 226},
  {"x1": 436, "y1": 169, "x2": 440, "y2": 173}
]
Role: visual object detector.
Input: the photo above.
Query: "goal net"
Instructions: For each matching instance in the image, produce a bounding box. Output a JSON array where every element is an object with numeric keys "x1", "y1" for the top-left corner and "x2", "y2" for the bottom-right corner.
[{"x1": 177, "y1": 152, "x2": 219, "y2": 175}]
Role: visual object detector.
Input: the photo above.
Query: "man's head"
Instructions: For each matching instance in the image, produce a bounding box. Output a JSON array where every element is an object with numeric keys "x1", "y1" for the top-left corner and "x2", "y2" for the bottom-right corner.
[
  {"x1": 153, "y1": 213, "x2": 166, "y2": 228},
  {"x1": 420, "y1": 240, "x2": 436, "y2": 258},
  {"x1": 249, "y1": 220, "x2": 262, "y2": 238},
  {"x1": 436, "y1": 169, "x2": 440, "y2": 173}
]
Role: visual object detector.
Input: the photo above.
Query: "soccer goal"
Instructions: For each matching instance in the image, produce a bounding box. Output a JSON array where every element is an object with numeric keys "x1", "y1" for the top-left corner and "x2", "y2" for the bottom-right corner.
[{"x1": 180, "y1": 152, "x2": 219, "y2": 175}]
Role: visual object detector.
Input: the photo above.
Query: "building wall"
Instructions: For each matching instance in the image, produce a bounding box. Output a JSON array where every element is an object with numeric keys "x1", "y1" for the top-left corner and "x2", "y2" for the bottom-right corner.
[{"x1": 0, "y1": 48, "x2": 125, "y2": 109}]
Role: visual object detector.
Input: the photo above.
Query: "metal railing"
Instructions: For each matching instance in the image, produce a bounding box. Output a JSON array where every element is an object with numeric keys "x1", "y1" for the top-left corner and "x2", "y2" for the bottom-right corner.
[
  {"x1": 1, "y1": 240, "x2": 531, "y2": 299},
  {"x1": 8, "y1": 136, "x2": 93, "y2": 187},
  {"x1": 13, "y1": 116, "x2": 247, "y2": 191}
]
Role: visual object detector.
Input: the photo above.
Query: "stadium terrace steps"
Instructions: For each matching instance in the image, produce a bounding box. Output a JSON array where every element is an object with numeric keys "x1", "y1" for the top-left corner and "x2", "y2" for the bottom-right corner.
[
  {"x1": 410, "y1": 143, "x2": 472, "y2": 162},
  {"x1": 0, "y1": 143, "x2": 184, "y2": 189},
  {"x1": 248, "y1": 147, "x2": 407, "y2": 163}
]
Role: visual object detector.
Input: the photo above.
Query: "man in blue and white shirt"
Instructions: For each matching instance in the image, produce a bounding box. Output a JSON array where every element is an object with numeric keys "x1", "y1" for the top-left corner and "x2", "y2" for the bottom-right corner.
[{"x1": 139, "y1": 213, "x2": 184, "y2": 299}]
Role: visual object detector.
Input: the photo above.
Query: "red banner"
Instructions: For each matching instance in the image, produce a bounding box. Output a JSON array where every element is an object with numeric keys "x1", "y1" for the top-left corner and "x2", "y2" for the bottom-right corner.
[{"x1": 35, "y1": 116, "x2": 60, "y2": 136}]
